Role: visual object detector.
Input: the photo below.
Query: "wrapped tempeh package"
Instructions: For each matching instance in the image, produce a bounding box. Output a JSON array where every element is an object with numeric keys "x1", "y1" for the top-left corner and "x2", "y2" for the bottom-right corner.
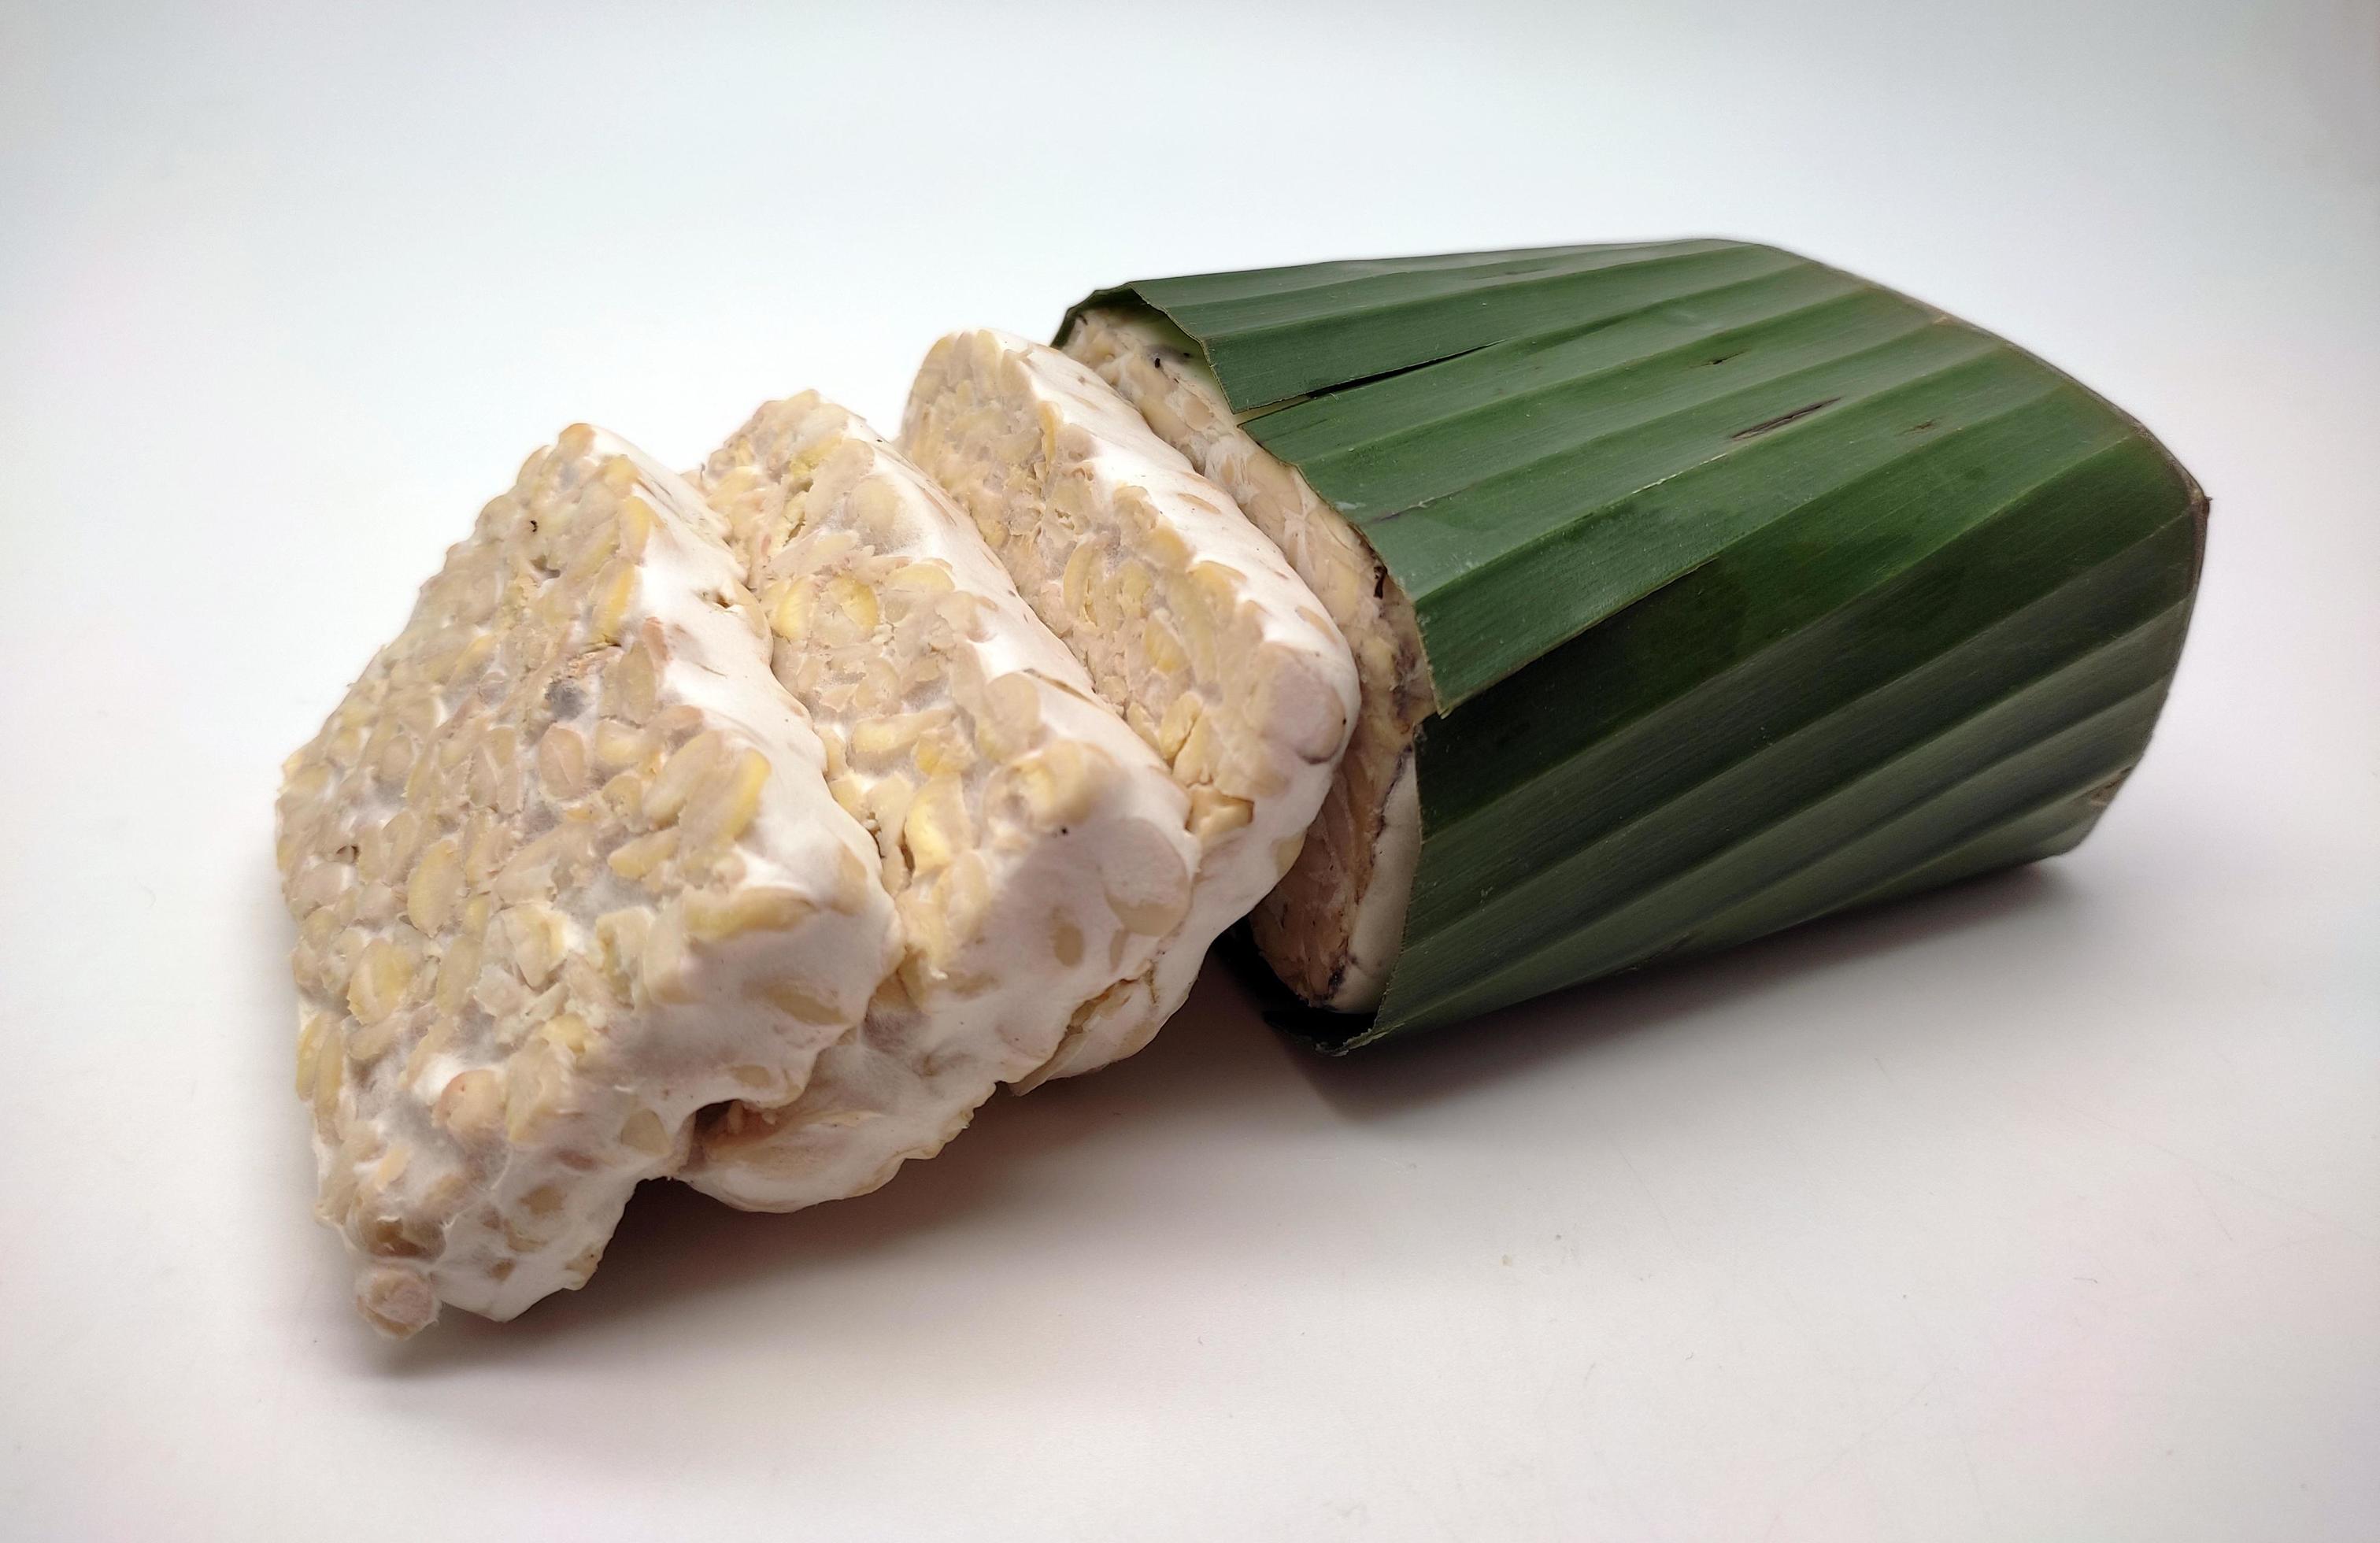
[
  {"x1": 274, "y1": 238, "x2": 2206, "y2": 1334},
  {"x1": 1061, "y1": 240, "x2": 2208, "y2": 1046}
]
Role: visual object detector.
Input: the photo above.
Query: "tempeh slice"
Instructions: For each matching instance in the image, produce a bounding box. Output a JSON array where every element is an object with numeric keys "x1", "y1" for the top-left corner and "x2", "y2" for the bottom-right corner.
[
  {"x1": 1062, "y1": 305, "x2": 1434, "y2": 1013},
  {"x1": 274, "y1": 425, "x2": 898, "y2": 1334},
  {"x1": 901, "y1": 331, "x2": 1359, "y2": 1078}
]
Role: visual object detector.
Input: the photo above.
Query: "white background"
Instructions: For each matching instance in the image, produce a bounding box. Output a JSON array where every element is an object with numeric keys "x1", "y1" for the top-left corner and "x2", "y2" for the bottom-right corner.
[{"x1": 3, "y1": 2, "x2": 2374, "y2": 1538}]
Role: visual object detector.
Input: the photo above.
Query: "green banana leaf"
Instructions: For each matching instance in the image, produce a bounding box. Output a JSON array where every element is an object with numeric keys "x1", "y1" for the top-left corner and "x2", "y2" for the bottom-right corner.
[{"x1": 1062, "y1": 242, "x2": 2206, "y2": 1045}]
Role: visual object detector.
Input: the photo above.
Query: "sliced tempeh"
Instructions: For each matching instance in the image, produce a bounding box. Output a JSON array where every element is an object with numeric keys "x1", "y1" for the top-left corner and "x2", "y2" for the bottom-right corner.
[
  {"x1": 901, "y1": 330, "x2": 1360, "y2": 1077},
  {"x1": 679, "y1": 394, "x2": 1199, "y2": 1208},
  {"x1": 1062, "y1": 306, "x2": 1436, "y2": 1014},
  {"x1": 274, "y1": 425, "x2": 898, "y2": 1335}
]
